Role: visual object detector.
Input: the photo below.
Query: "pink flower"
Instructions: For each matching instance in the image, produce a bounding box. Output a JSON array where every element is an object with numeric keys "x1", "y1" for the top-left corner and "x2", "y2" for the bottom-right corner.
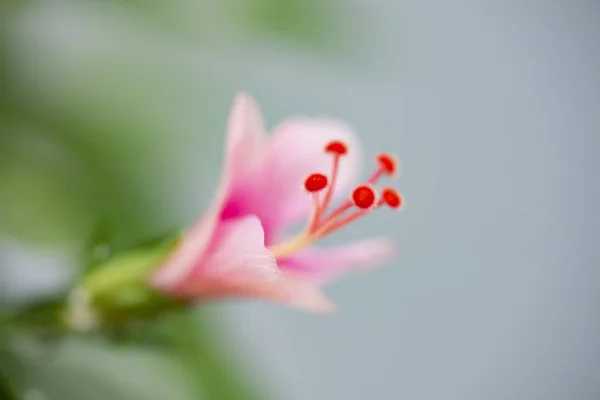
[{"x1": 152, "y1": 93, "x2": 403, "y2": 312}]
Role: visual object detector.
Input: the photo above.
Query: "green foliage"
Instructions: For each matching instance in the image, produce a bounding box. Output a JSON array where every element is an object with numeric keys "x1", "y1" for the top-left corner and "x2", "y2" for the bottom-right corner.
[
  {"x1": 0, "y1": 308, "x2": 264, "y2": 400},
  {"x1": 0, "y1": 121, "x2": 95, "y2": 244},
  {"x1": 0, "y1": 0, "x2": 357, "y2": 398},
  {"x1": 154, "y1": 308, "x2": 264, "y2": 400},
  {"x1": 1, "y1": 334, "x2": 198, "y2": 400},
  {"x1": 230, "y1": 0, "x2": 336, "y2": 48}
]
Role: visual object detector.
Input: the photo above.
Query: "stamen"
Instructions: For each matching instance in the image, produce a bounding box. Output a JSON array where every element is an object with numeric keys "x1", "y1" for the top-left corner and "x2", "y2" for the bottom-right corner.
[
  {"x1": 325, "y1": 140, "x2": 348, "y2": 155},
  {"x1": 319, "y1": 200, "x2": 353, "y2": 226},
  {"x1": 381, "y1": 188, "x2": 403, "y2": 209},
  {"x1": 367, "y1": 153, "x2": 398, "y2": 184},
  {"x1": 314, "y1": 207, "x2": 373, "y2": 238},
  {"x1": 314, "y1": 185, "x2": 377, "y2": 237},
  {"x1": 352, "y1": 185, "x2": 376, "y2": 209},
  {"x1": 268, "y1": 232, "x2": 313, "y2": 259},
  {"x1": 305, "y1": 173, "x2": 328, "y2": 233},
  {"x1": 305, "y1": 191, "x2": 321, "y2": 234},
  {"x1": 268, "y1": 148, "x2": 403, "y2": 260},
  {"x1": 304, "y1": 173, "x2": 328, "y2": 192},
  {"x1": 377, "y1": 153, "x2": 397, "y2": 176},
  {"x1": 310, "y1": 140, "x2": 348, "y2": 231},
  {"x1": 320, "y1": 152, "x2": 397, "y2": 224}
]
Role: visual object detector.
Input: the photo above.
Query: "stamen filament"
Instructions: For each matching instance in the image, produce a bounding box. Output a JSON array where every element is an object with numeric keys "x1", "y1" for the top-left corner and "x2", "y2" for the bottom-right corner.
[
  {"x1": 367, "y1": 169, "x2": 384, "y2": 184},
  {"x1": 268, "y1": 232, "x2": 315, "y2": 259},
  {"x1": 305, "y1": 192, "x2": 321, "y2": 233},
  {"x1": 310, "y1": 154, "x2": 341, "y2": 232},
  {"x1": 270, "y1": 206, "x2": 376, "y2": 259},
  {"x1": 319, "y1": 200, "x2": 353, "y2": 226},
  {"x1": 314, "y1": 207, "x2": 375, "y2": 238}
]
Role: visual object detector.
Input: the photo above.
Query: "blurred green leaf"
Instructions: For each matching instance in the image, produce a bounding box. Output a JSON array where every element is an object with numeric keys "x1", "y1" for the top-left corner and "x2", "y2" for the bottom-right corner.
[
  {"x1": 1, "y1": 308, "x2": 266, "y2": 400},
  {"x1": 0, "y1": 3, "x2": 280, "y2": 400},
  {"x1": 0, "y1": 369, "x2": 18, "y2": 400},
  {"x1": 0, "y1": 1, "x2": 225, "y2": 248},
  {"x1": 154, "y1": 308, "x2": 265, "y2": 400},
  {"x1": 0, "y1": 120, "x2": 95, "y2": 244},
  {"x1": 1, "y1": 335, "x2": 198, "y2": 400},
  {"x1": 229, "y1": 0, "x2": 337, "y2": 48}
]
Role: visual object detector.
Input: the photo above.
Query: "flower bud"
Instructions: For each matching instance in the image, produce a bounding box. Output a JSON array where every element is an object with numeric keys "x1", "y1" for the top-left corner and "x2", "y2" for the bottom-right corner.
[{"x1": 65, "y1": 234, "x2": 185, "y2": 331}]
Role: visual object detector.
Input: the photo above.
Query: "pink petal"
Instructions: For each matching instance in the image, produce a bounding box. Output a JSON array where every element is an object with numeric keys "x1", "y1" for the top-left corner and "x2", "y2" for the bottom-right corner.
[
  {"x1": 227, "y1": 118, "x2": 362, "y2": 237},
  {"x1": 278, "y1": 237, "x2": 395, "y2": 285},
  {"x1": 270, "y1": 271, "x2": 337, "y2": 313},
  {"x1": 153, "y1": 93, "x2": 267, "y2": 287},
  {"x1": 156, "y1": 215, "x2": 336, "y2": 313},
  {"x1": 193, "y1": 271, "x2": 336, "y2": 314},
  {"x1": 172, "y1": 215, "x2": 280, "y2": 296},
  {"x1": 225, "y1": 92, "x2": 269, "y2": 180}
]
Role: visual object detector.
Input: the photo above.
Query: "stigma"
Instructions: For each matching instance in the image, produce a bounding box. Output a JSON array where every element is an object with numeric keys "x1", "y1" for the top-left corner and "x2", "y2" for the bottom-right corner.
[{"x1": 268, "y1": 140, "x2": 403, "y2": 259}]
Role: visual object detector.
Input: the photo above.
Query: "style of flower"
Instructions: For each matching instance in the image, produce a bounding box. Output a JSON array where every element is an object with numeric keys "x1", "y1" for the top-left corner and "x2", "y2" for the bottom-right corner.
[{"x1": 152, "y1": 93, "x2": 403, "y2": 312}]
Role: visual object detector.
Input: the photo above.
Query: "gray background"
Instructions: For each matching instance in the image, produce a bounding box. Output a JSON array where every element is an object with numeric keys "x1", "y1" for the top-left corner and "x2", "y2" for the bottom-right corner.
[{"x1": 215, "y1": 2, "x2": 600, "y2": 400}]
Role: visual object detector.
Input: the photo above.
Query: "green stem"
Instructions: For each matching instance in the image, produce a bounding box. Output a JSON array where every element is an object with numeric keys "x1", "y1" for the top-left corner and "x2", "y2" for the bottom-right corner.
[
  {"x1": 0, "y1": 376, "x2": 18, "y2": 400},
  {"x1": 0, "y1": 374, "x2": 17, "y2": 400},
  {"x1": 2, "y1": 295, "x2": 69, "y2": 336},
  {"x1": 0, "y1": 350, "x2": 18, "y2": 400}
]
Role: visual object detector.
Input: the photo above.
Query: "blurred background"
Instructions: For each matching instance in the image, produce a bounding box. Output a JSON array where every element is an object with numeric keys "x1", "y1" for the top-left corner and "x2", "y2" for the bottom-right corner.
[{"x1": 0, "y1": 1, "x2": 599, "y2": 399}]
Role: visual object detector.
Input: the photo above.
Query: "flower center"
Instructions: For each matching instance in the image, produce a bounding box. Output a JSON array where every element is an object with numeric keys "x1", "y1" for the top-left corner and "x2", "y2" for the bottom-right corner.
[{"x1": 267, "y1": 140, "x2": 403, "y2": 259}]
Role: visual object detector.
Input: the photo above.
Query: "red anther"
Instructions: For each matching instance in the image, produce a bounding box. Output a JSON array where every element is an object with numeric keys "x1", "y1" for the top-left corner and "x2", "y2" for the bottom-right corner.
[
  {"x1": 325, "y1": 140, "x2": 348, "y2": 155},
  {"x1": 304, "y1": 173, "x2": 328, "y2": 192},
  {"x1": 381, "y1": 188, "x2": 402, "y2": 209},
  {"x1": 376, "y1": 153, "x2": 397, "y2": 176},
  {"x1": 352, "y1": 185, "x2": 376, "y2": 209}
]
